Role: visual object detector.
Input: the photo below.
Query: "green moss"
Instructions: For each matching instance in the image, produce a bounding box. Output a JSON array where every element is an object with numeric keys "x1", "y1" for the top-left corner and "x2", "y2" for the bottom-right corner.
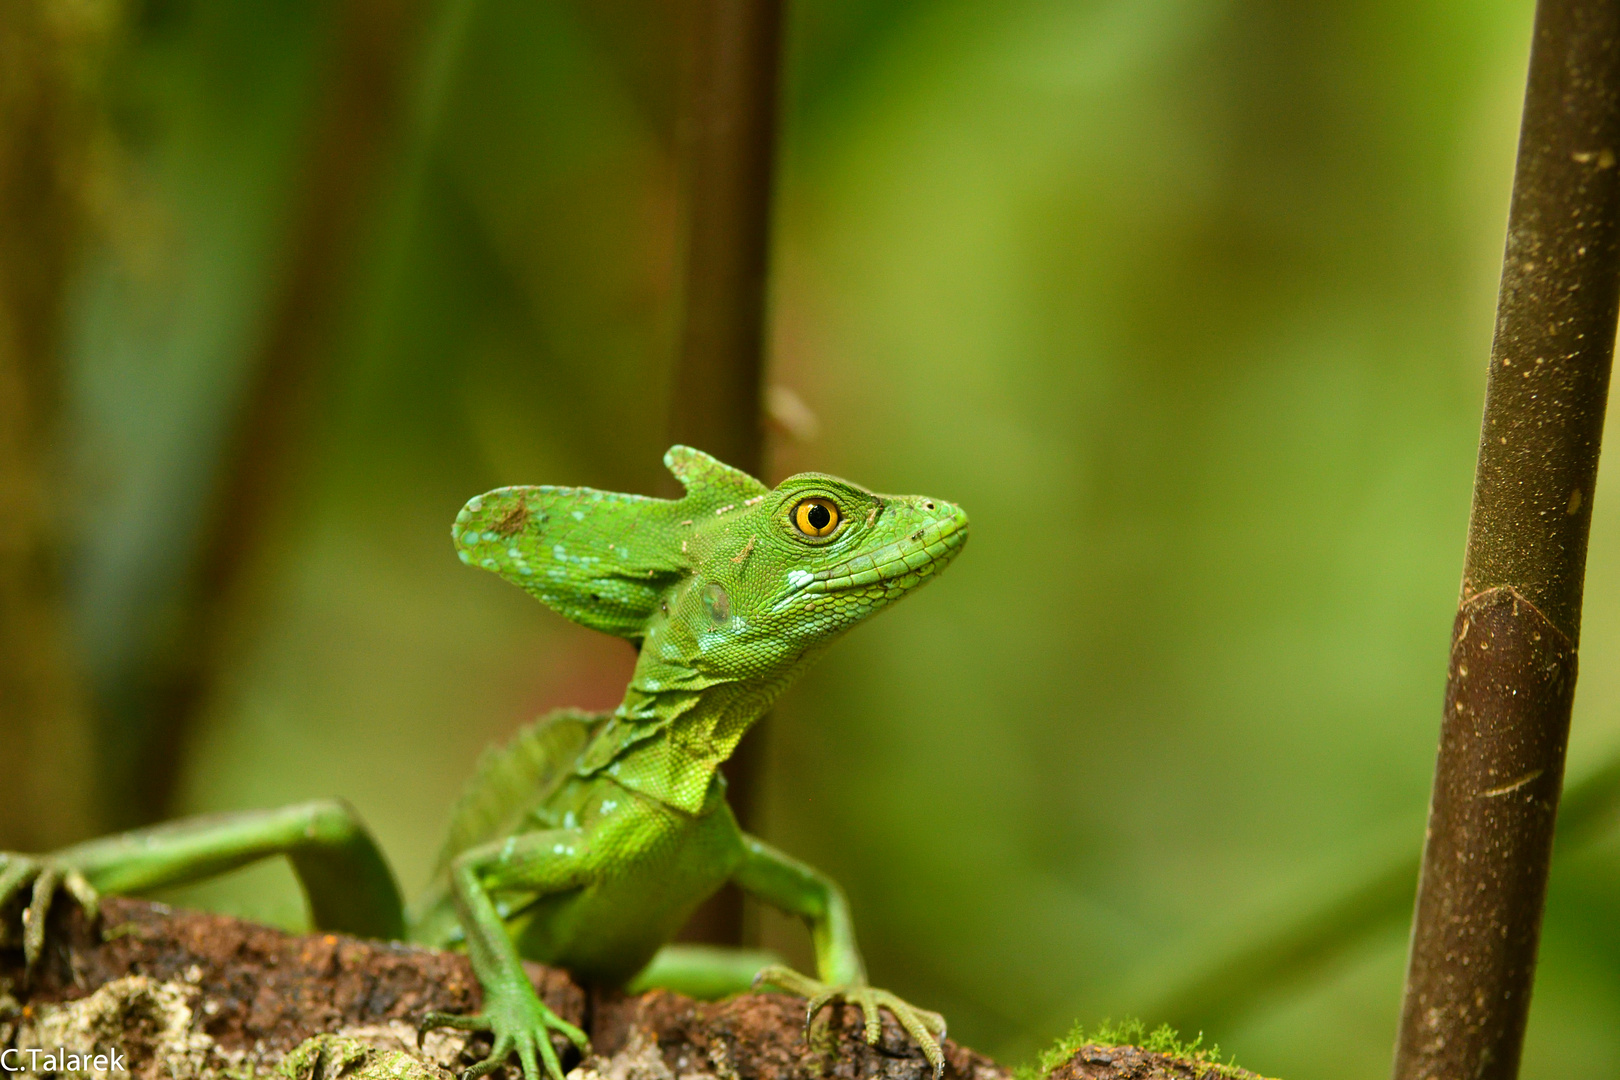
[
  {"x1": 1014, "y1": 1018, "x2": 1247, "y2": 1080},
  {"x1": 280, "y1": 1034, "x2": 451, "y2": 1080}
]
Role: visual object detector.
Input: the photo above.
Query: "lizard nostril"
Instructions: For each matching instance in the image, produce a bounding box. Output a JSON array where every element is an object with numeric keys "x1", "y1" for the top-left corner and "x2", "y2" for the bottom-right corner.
[{"x1": 924, "y1": 501, "x2": 935, "y2": 511}]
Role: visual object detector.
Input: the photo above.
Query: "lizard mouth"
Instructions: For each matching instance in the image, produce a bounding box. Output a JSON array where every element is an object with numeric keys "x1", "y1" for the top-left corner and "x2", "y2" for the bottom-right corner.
[{"x1": 800, "y1": 507, "x2": 969, "y2": 594}]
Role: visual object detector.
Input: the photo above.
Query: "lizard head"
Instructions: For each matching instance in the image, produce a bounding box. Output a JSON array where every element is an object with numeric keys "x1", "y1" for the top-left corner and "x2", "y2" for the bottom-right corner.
[
  {"x1": 700, "y1": 469, "x2": 969, "y2": 661},
  {"x1": 452, "y1": 446, "x2": 968, "y2": 685}
]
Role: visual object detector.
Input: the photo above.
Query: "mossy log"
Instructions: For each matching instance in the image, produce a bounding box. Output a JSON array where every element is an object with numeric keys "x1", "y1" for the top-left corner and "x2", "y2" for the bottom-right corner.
[{"x1": 1, "y1": 900, "x2": 1263, "y2": 1080}]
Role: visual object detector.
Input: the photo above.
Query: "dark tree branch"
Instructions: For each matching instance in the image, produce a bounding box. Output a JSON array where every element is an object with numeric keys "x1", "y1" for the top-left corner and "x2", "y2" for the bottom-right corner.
[{"x1": 1394, "y1": 3, "x2": 1620, "y2": 1077}]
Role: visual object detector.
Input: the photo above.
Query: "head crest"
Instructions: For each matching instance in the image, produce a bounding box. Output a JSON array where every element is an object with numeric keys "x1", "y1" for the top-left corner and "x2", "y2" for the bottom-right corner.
[{"x1": 452, "y1": 446, "x2": 763, "y2": 638}]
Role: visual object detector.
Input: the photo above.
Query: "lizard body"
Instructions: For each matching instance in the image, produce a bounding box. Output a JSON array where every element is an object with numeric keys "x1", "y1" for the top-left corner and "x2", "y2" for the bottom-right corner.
[{"x1": 0, "y1": 447, "x2": 969, "y2": 1080}]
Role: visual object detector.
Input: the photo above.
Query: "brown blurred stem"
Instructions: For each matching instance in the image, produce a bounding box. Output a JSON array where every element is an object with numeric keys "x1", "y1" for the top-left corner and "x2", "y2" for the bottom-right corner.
[
  {"x1": 113, "y1": 0, "x2": 425, "y2": 827},
  {"x1": 0, "y1": 2, "x2": 108, "y2": 850},
  {"x1": 666, "y1": 0, "x2": 781, "y2": 473},
  {"x1": 1393, "y1": 3, "x2": 1620, "y2": 1077},
  {"x1": 665, "y1": 0, "x2": 784, "y2": 946}
]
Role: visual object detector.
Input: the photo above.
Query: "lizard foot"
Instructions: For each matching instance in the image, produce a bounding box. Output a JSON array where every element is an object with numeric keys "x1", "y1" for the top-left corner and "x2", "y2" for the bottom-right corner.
[
  {"x1": 753, "y1": 964, "x2": 948, "y2": 1078},
  {"x1": 0, "y1": 853, "x2": 100, "y2": 982},
  {"x1": 419, "y1": 986, "x2": 588, "y2": 1080}
]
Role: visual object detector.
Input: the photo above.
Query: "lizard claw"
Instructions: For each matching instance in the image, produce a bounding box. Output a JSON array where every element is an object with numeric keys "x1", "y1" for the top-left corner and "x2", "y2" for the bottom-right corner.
[
  {"x1": 418, "y1": 1010, "x2": 490, "y2": 1047},
  {"x1": 419, "y1": 991, "x2": 587, "y2": 1080},
  {"x1": 753, "y1": 965, "x2": 948, "y2": 1079},
  {"x1": 0, "y1": 853, "x2": 101, "y2": 982}
]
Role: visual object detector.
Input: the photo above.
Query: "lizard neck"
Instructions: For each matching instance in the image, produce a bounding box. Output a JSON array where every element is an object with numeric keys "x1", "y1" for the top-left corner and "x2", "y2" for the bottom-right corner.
[
  {"x1": 576, "y1": 649, "x2": 807, "y2": 813},
  {"x1": 614, "y1": 683, "x2": 780, "y2": 812}
]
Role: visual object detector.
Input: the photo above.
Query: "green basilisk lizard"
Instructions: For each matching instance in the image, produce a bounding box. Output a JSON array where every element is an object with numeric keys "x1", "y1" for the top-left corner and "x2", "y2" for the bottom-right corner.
[{"x1": 0, "y1": 447, "x2": 968, "y2": 1080}]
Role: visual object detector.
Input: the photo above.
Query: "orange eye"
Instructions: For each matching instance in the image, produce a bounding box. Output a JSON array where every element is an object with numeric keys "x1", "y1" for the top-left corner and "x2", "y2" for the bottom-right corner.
[{"x1": 792, "y1": 498, "x2": 841, "y2": 537}]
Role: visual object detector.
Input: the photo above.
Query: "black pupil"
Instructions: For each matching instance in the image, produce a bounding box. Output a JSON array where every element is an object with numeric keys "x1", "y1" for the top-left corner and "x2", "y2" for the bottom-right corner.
[{"x1": 806, "y1": 503, "x2": 831, "y2": 530}]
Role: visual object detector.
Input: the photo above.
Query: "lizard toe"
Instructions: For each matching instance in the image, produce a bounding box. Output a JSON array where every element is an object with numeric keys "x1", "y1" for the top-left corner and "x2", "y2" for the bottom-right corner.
[
  {"x1": 759, "y1": 972, "x2": 947, "y2": 1079},
  {"x1": 418, "y1": 1011, "x2": 490, "y2": 1050},
  {"x1": 878, "y1": 994, "x2": 945, "y2": 1078},
  {"x1": 1, "y1": 856, "x2": 101, "y2": 985},
  {"x1": 856, "y1": 991, "x2": 883, "y2": 1045},
  {"x1": 64, "y1": 871, "x2": 100, "y2": 924},
  {"x1": 754, "y1": 964, "x2": 819, "y2": 998},
  {"x1": 24, "y1": 864, "x2": 64, "y2": 975},
  {"x1": 803, "y1": 989, "x2": 839, "y2": 1034},
  {"x1": 549, "y1": 1015, "x2": 589, "y2": 1055},
  {"x1": 462, "y1": 1033, "x2": 513, "y2": 1080},
  {"x1": 0, "y1": 854, "x2": 38, "y2": 915},
  {"x1": 517, "y1": 1032, "x2": 546, "y2": 1080},
  {"x1": 0, "y1": 856, "x2": 38, "y2": 950}
]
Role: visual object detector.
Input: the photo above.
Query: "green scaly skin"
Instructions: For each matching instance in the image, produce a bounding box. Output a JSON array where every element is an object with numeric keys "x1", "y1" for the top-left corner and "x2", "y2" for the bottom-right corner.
[{"x1": 0, "y1": 447, "x2": 969, "y2": 1080}]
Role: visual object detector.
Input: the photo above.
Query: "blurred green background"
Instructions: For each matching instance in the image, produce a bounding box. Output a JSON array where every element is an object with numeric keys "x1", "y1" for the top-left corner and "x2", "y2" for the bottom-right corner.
[{"x1": 5, "y1": 0, "x2": 1620, "y2": 1077}]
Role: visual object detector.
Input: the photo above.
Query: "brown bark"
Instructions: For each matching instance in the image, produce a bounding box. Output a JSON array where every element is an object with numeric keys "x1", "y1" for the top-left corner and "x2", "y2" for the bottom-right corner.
[
  {"x1": 1396, "y1": 589, "x2": 1575, "y2": 1077},
  {"x1": 2, "y1": 899, "x2": 1011, "y2": 1080}
]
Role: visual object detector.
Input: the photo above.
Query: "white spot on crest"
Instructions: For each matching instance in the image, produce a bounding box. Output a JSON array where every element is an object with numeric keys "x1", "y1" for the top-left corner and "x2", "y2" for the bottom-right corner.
[
  {"x1": 572, "y1": 510, "x2": 586, "y2": 521},
  {"x1": 468, "y1": 497, "x2": 484, "y2": 512}
]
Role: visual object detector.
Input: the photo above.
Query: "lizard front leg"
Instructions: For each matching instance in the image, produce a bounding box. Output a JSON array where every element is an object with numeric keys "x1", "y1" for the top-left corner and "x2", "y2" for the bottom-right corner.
[
  {"x1": 419, "y1": 830, "x2": 592, "y2": 1080},
  {"x1": 1, "y1": 800, "x2": 403, "y2": 977},
  {"x1": 732, "y1": 834, "x2": 947, "y2": 1077}
]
